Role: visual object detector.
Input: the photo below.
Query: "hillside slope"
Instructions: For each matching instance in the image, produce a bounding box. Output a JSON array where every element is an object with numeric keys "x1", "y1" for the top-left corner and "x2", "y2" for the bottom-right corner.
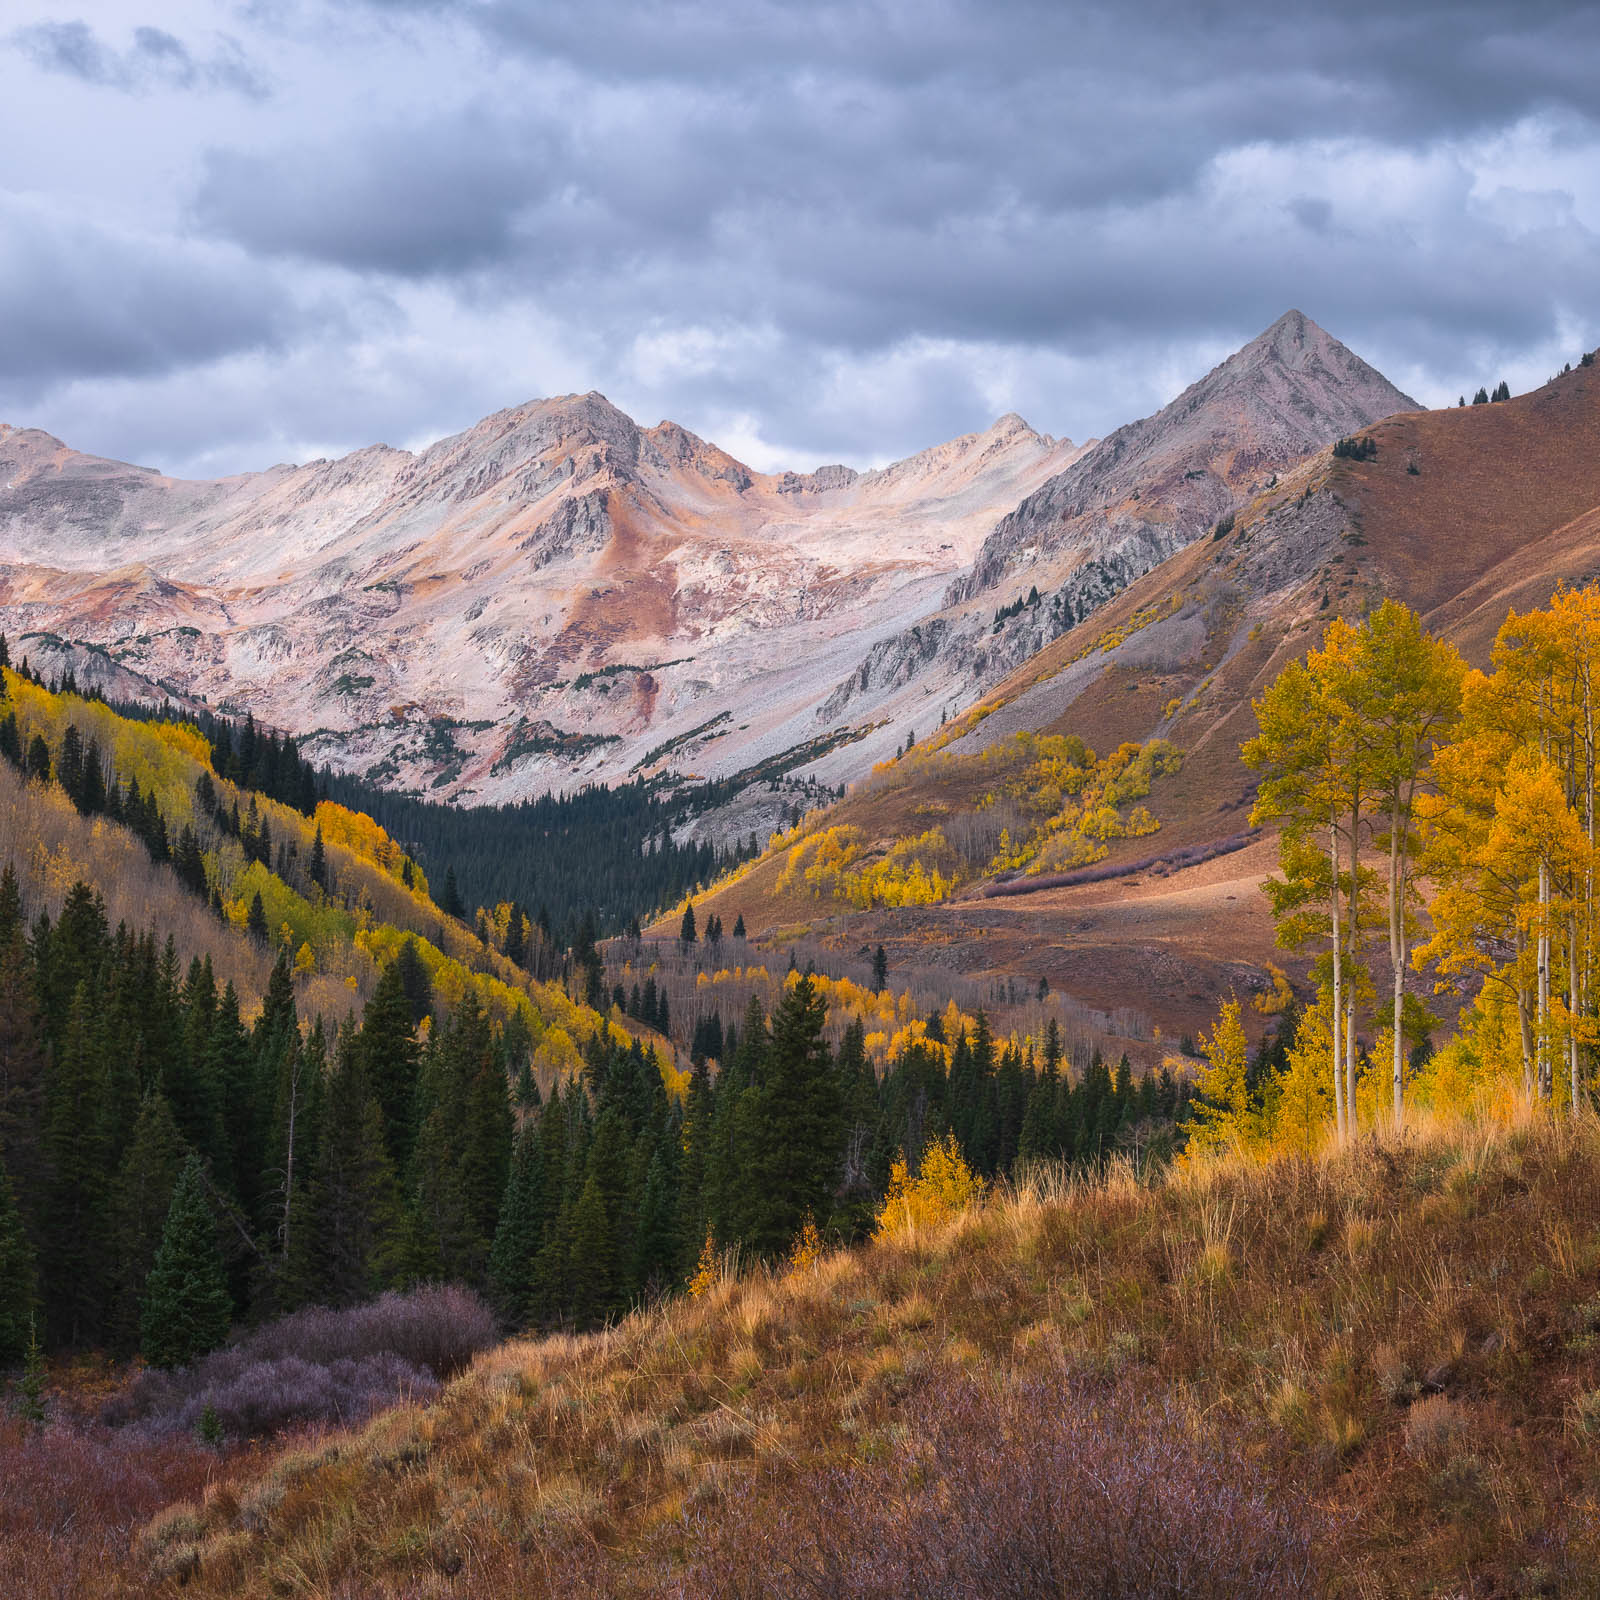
[
  {"x1": 689, "y1": 352, "x2": 1600, "y2": 1038},
  {"x1": 110, "y1": 1116, "x2": 1600, "y2": 1598},
  {"x1": 798, "y1": 311, "x2": 1418, "y2": 774}
]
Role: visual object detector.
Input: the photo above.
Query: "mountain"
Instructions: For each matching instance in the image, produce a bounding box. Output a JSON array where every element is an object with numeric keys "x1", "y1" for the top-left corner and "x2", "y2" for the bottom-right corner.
[
  {"x1": 808, "y1": 311, "x2": 1418, "y2": 746},
  {"x1": 0, "y1": 313, "x2": 1415, "y2": 818},
  {"x1": 690, "y1": 350, "x2": 1600, "y2": 1042},
  {"x1": 0, "y1": 403, "x2": 1081, "y2": 804}
]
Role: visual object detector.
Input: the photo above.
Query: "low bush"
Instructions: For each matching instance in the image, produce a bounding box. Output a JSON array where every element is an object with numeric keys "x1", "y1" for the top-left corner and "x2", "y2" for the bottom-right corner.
[
  {"x1": 104, "y1": 1285, "x2": 495, "y2": 1440},
  {"x1": 682, "y1": 1374, "x2": 1321, "y2": 1598}
]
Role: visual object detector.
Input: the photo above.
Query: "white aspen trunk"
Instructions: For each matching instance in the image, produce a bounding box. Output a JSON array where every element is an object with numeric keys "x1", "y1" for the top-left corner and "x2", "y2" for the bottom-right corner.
[
  {"x1": 1539, "y1": 860, "x2": 1552, "y2": 1101},
  {"x1": 1389, "y1": 797, "x2": 1405, "y2": 1127},
  {"x1": 1330, "y1": 818, "x2": 1345, "y2": 1139},
  {"x1": 1571, "y1": 909, "x2": 1582, "y2": 1112},
  {"x1": 1346, "y1": 795, "x2": 1360, "y2": 1128}
]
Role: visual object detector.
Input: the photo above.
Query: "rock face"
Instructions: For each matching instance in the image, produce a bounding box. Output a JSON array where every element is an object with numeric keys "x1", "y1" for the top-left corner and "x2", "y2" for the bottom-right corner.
[
  {"x1": 811, "y1": 311, "x2": 1417, "y2": 742},
  {"x1": 0, "y1": 312, "x2": 1416, "y2": 802},
  {"x1": 0, "y1": 400, "x2": 1081, "y2": 799}
]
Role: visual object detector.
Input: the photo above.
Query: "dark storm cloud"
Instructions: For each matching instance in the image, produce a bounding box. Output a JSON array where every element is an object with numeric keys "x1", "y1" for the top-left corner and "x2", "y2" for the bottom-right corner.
[
  {"x1": 2, "y1": 0, "x2": 1598, "y2": 476},
  {"x1": 13, "y1": 18, "x2": 267, "y2": 97},
  {"x1": 211, "y1": 0, "x2": 1600, "y2": 348},
  {"x1": 192, "y1": 114, "x2": 563, "y2": 276},
  {"x1": 0, "y1": 197, "x2": 337, "y2": 394}
]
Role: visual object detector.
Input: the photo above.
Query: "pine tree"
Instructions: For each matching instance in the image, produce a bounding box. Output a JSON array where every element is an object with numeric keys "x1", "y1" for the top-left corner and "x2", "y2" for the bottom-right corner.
[
  {"x1": 488, "y1": 1130, "x2": 546, "y2": 1324},
  {"x1": 294, "y1": 1025, "x2": 404, "y2": 1306},
  {"x1": 567, "y1": 1171, "x2": 616, "y2": 1327},
  {"x1": 107, "y1": 1093, "x2": 187, "y2": 1351},
  {"x1": 307, "y1": 825, "x2": 327, "y2": 891},
  {"x1": 742, "y1": 974, "x2": 842, "y2": 1255},
  {"x1": 0, "y1": 1159, "x2": 36, "y2": 1364},
  {"x1": 439, "y1": 865, "x2": 464, "y2": 918},
  {"x1": 680, "y1": 903, "x2": 697, "y2": 945},
  {"x1": 140, "y1": 1155, "x2": 231, "y2": 1369},
  {"x1": 872, "y1": 944, "x2": 889, "y2": 993},
  {"x1": 25, "y1": 734, "x2": 50, "y2": 782},
  {"x1": 359, "y1": 958, "x2": 421, "y2": 1168},
  {"x1": 733, "y1": 912, "x2": 745, "y2": 939}
]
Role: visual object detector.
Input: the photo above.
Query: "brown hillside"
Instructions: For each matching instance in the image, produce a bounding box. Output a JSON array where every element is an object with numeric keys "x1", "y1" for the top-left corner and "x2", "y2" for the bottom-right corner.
[{"x1": 697, "y1": 359, "x2": 1600, "y2": 1035}]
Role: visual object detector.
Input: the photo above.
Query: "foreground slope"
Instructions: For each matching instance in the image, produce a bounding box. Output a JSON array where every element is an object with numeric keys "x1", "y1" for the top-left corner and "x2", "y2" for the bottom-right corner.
[{"x1": 103, "y1": 1116, "x2": 1600, "y2": 1598}]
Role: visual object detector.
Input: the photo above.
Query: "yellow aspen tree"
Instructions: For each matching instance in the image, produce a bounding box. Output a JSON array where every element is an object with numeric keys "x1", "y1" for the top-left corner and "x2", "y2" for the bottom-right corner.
[
  {"x1": 1247, "y1": 622, "x2": 1378, "y2": 1138},
  {"x1": 1271, "y1": 993, "x2": 1334, "y2": 1158},
  {"x1": 1182, "y1": 998, "x2": 1254, "y2": 1160},
  {"x1": 1356, "y1": 600, "x2": 1465, "y2": 1127}
]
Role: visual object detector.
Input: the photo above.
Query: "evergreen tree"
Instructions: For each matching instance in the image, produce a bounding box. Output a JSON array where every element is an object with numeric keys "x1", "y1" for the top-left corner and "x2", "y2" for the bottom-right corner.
[
  {"x1": 359, "y1": 958, "x2": 421, "y2": 1168},
  {"x1": 742, "y1": 974, "x2": 841, "y2": 1254},
  {"x1": 733, "y1": 912, "x2": 745, "y2": 939},
  {"x1": 680, "y1": 903, "x2": 697, "y2": 945},
  {"x1": 0, "y1": 1159, "x2": 36, "y2": 1365},
  {"x1": 872, "y1": 943, "x2": 889, "y2": 992},
  {"x1": 107, "y1": 1093, "x2": 187, "y2": 1351},
  {"x1": 140, "y1": 1155, "x2": 231, "y2": 1369},
  {"x1": 567, "y1": 1171, "x2": 616, "y2": 1326},
  {"x1": 488, "y1": 1130, "x2": 545, "y2": 1323},
  {"x1": 295, "y1": 1025, "x2": 404, "y2": 1306}
]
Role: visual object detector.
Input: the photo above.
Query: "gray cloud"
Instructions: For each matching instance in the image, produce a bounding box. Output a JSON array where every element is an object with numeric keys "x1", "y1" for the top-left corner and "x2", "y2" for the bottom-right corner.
[
  {"x1": 2, "y1": 0, "x2": 1598, "y2": 478},
  {"x1": 13, "y1": 18, "x2": 267, "y2": 97}
]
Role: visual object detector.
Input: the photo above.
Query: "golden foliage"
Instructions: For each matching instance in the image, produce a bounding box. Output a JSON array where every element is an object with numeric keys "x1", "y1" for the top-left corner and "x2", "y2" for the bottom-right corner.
[{"x1": 874, "y1": 1133, "x2": 986, "y2": 1236}]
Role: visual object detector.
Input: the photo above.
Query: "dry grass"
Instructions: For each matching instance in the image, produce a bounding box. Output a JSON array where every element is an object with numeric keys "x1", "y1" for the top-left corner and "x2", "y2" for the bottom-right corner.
[{"x1": 23, "y1": 1109, "x2": 1600, "y2": 1596}]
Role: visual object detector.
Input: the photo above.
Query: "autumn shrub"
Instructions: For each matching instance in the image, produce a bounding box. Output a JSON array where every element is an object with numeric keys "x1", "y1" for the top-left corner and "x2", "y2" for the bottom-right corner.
[
  {"x1": 105, "y1": 1286, "x2": 495, "y2": 1439},
  {"x1": 681, "y1": 1374, "x2": 1322, "y2": 1599},
  {"x1": 115, "y1": 1352, "x2": 440, "y2": 1441},
  {"x1": 874, "y1": 1132, "x2": 986, "y2": 1236},
  {"x1": 0, "y1": 1416, "x2": 219, "y2": 1598},
  {"x1": 232, "y1": 1285, "x2": 496, "y2": 1374}
]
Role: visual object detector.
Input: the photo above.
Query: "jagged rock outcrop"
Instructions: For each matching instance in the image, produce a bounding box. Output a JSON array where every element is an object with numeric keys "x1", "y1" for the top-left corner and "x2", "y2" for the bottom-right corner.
[{"x1": 816, "y1": 311, "x2": 1417, "y2": 730}]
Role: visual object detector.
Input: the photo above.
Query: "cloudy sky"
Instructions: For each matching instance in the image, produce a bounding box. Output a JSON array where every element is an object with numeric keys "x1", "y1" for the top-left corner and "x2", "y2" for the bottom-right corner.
[{"x1": 4, "y1": 0, "x2": 1599, "y2": 479}]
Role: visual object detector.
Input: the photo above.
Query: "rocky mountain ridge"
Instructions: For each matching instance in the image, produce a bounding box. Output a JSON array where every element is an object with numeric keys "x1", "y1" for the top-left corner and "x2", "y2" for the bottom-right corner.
[
  {"x1": 0, "y1": 399, "x2": 1081, "y2": 801},
  {"x1": 0, "y1": 312, "x2": 1415, "y2": 807}
]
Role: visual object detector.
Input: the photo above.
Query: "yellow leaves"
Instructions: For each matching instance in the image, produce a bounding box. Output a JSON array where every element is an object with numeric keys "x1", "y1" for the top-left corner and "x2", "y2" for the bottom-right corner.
[
  {"x1": 1269, "y1": 993, "x2": 1333, "y2": 1159},
  {"x1": 874, "y1": 1133, "x2": 986, "y2": 1237},
  {"x1": 1254, "y1": 963, "x2": 1295, "y2": 1016},
  {"x1": 1182, "y1": 998, "x2": 1255, "y2": 1162},
  {"x1": 785, "y1": 1215, "x2": 824, "y2": 1276},
  {"x1": 687, "y1": 1230, "x2": 720, "y2": 1298},
  {"x1": 293, "y1": 941, "x2": 315, "y2": 977},
  {"x1": 315, "y1": 802, "x2": 401, "y2": 870}
]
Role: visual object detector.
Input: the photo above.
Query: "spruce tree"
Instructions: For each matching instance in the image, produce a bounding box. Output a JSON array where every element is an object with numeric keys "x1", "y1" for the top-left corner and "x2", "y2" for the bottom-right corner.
[
  {"x1": 140, "y1": 1155, "x2": 231, "y2": 1369},
  {"x1": 295, "y1": 1023, "x2": 404, "y2": 1306},
  {"x1": 0, "y1": 1159, "x2": 36, "y2": 1365},
  {"x1": 108, "y1": 1093, "x2": 187, "y2": 1351},
  {"x1": 567, "y1": 1171, "x2": 616, "y2": 1327},
  {"x1": 742, "y1": 974, "x2": 841, "y2": 1255},
  {"x1": 679, "y1": 903, "x2": 697, "y2": 945},
  {"x1": 488, "y1": 1130, "x2": 546, "y2": 1324},
  {"x1": 872, "y1": 943, "x2": 889, "y2": 992},
  {"x1": 359, "y1": 958, "x2": 421, "y2": 1168}
]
